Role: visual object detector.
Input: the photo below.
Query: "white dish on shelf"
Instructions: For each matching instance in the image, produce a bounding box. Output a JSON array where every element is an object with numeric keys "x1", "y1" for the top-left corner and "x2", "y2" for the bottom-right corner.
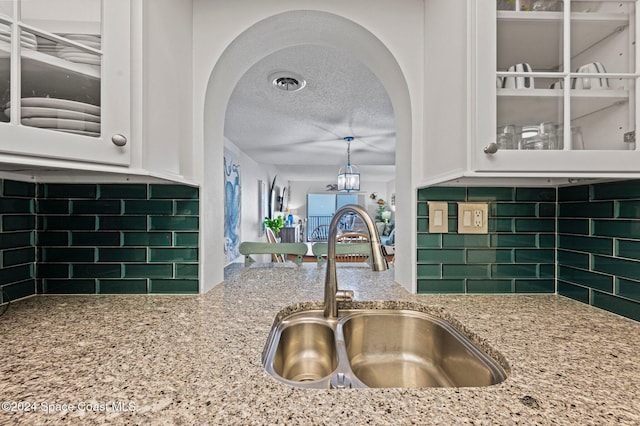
[
  {"x1": 54, "y1": 129, "x2": 100, "y2": 137},
  {"x1": 4, "y1": 107, "x2": 101, "y2": 123},
  {"x1": 59, "y1": 51, "x2": 100, "y2": 60},
  {"x1": 22, "y1": 117, "x2": 101, "y2": 132},
  {"x1": 0, "y1": 33, "x2": 37, "y2": 49},
  {"x1": 62, "y1": 34, "x2": 101, "y2": 43},
  {"x1": 18, "y1": 98, "x2": 101, "y2": 115}
]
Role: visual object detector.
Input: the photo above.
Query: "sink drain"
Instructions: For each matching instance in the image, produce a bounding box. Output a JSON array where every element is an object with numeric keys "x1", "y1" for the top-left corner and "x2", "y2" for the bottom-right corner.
[{"x1": 291, "y1": 373, "x2": 324, "y2": 382}]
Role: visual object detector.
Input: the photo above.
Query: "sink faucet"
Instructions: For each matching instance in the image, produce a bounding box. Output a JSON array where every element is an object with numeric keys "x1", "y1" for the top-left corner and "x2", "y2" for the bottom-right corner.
[{"x1": 324, "y1": 204, "x2": 389, "y2": 318}]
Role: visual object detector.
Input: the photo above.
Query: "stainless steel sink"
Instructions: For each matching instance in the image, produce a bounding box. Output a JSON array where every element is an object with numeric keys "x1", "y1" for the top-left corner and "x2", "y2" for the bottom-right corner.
[
  {"x1": 262, "y1": 308, "x2": 508, "y2": 389},
  {"x1": 272, "y1": 321, "x2": 338, "y2": 382}
]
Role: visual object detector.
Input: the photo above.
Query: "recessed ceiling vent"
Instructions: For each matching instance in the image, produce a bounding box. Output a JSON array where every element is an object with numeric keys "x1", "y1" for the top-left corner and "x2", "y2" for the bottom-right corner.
[{"x1": 270, "y1": 71, "x2": 306, "y2": 92}]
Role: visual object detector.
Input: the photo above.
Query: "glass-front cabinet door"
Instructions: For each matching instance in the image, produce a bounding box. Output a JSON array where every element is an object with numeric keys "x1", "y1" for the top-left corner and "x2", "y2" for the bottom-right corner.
[
  {"x1": 0, "y1": 0, "x2": 130, "y2": 166},
  {"x1": 474, "y1": 0, "x2": 640, "y2": 173}
]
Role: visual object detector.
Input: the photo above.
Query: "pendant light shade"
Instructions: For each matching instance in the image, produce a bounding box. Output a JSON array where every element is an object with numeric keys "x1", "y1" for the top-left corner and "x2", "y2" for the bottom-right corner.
[{"x1": 337, "y1": 136, "x2": 360, "y2": 192}]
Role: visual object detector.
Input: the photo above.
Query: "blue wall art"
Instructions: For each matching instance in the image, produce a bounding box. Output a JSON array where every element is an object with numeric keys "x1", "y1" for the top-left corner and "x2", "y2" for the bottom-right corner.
[{"x1": 224, "y1": 149, "x2": 241, "y2": 263}]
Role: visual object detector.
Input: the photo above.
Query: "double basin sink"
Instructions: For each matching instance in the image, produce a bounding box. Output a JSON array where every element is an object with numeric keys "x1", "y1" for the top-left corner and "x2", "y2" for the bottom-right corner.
[{"x1": 262, "y1": 306, "x2": 508, "y2": 389}]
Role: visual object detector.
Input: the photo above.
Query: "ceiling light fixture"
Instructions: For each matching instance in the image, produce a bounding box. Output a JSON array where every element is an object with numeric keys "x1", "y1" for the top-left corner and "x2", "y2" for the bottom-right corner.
[
  {"x1": 337, "y1": 136, "x2": 360, "y2": 192},
  {"x1": 270, "y1": 71, "x2": 306, "y2": 92}
]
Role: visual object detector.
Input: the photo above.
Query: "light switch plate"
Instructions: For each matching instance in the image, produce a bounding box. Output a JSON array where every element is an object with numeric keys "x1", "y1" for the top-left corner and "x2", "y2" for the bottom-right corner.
[
  {"x1": 457, "y1": 202, "x2": 488, "y2": 234},
  {"x1": 428, "y1": 202, "x2": 448, "y2": 233}
]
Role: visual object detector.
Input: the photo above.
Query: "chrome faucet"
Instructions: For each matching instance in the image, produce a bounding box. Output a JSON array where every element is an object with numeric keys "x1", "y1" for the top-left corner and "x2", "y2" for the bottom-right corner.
[{"x1": 324, "y1": 204, "x2": 389, "y2": 318}]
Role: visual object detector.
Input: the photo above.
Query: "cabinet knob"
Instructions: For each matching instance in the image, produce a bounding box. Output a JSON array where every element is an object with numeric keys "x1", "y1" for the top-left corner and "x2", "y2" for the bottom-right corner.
[
  {"x1": 111, "y1": 134, "x2": 128, "y2": 147},
  {"x1": 483, "y1": 142, "x2": 498, "y2": 154}
]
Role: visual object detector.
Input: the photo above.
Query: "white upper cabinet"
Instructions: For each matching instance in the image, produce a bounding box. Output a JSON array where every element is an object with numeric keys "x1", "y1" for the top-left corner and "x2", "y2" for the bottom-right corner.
[
  {"x1": 0, "y1": 0, "x2": 130, "y2": 166},
  {"x1": 473, "y1": 0, "x2": 640, "y2": 173}
]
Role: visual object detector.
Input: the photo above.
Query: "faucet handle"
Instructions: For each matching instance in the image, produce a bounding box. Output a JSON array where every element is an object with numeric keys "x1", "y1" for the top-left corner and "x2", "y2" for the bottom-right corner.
[{"x1": 335, "y1": 290, "x2": 354, "y2": 303}]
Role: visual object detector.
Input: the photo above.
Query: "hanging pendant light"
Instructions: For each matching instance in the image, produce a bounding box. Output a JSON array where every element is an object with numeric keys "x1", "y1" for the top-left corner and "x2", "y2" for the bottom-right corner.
[{"x1": 337, "y1": 136, "x2": 360, "y2": 192}]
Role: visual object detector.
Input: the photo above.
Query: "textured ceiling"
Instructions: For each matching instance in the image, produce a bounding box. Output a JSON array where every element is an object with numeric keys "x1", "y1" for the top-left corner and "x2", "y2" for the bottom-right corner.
[{"x1": 224, "y1": 44, "x2": 396, "y2": 182}]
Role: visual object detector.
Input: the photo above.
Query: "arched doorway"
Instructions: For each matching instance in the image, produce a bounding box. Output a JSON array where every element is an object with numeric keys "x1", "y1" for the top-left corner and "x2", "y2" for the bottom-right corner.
[{"x1": 201, "y1": 10, "x2": 414, "y2": 292}]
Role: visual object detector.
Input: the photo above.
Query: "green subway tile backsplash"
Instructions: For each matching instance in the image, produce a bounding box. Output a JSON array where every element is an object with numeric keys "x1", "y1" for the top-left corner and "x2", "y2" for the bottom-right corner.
[
  {"x1": 98, "y1": 248, "x2": 147, "y2": 263},
  {"x1": 149, "y1": 184, "x2": 199, "y2": 200},
  {"x1": 443, "y1": 234, "x2": 490, "y2": 248},
  {"x1": 467, "y1": 187, "x2": 514, "y2": 201},
  {"x1": 72, "y1": 231, "x2": 120, "y2": 246},
  {"x1": 175, "y1": 200, "x2": 199, "y2": 215},
  {"x1": 44, "y1": 216, "x2": 96, "y2": 231},
  {"x1": 42, "y1": 183, "x2": 97, "y2": 199},
  {"x1": 467, "y1": 249, "x2": 513, "y2": 263},
  {"x1": 1, "y1": 179, "x2": 36, "y2": 303},
  {"x1": 557, "y1": 218, "x2": 589, "y2": 235},
  {"x1": 149, "y1": 216, "x2": 199, "y2": 231},
  {"x1": 558, "y1": 265, "x2": 613, "y2": 293},
  {"x1": 515, "y1": 279, "x2": 555, "y2": 293},
  {"x1": 592, "y1": 291, "x2": 640, "y2": 322},
  {"x1": 43, "y1": 279, "x2": 96, "y2": 294},
  {"x1": 559, "y1": 201, "x2": 614, "y2": 218},
  {"x1": 71, "y1": 263, "x2": 121, "y2": 279},
  {"x1": 98, "y1": 184, "x2": 147, "y2": 199},
  {"x1": 591, "y1": 255, "x2": 640, "y2": 282},
  {"x1": 124, "y1": 200, "x2": 173, "y2": 215},
  {"x1": 616, "y1": 239, "x2": 640, "y2": 260},
  {"x1": 175, "y1": 232, "x2": 199, "y2": 247},
  {"x1": 1, "y1": 179, "x2": 200, "y2": 300},
  {"x1": 492, "y1": 203, "x2": 537, "y2": 217},
  {"x1": 516, "y1": 187, "x2": 556, "y2": 202},
  {"x1": 0, "y1": 198, "x2": 33, "y2": 213},
  {"x1": 467, "y1": 279, "x2": 513, "y2": 293},
  {"x1": 557, "y1": 179, "x2": 640, "y2": 321},
  {"x1": 99, "y1": 279, "x2": 148, "y2": 294},
  {"x1": 617, "y1": 200, "x2": 640, "y2": 219},
  {"x1": 98, "y1": 216, "x2": 147, "y2": 231},
  {"x1": 122, "y1": 232, "x2": 172, "y2": 247},
  {"x1": 3, "y1": 247, "x2": 35, "y2": 267},
  {"x1": 558, "y1": 234, "x2": 613, "y2": 255},
  {"x1": 491, "y1": 264, "x2": 539, "y2": 279},
  {"x1": 416, "y1": 264, "x2": 441, "y2": 278},
  {"x1": 417, "y1": 185, "x2": 556, "y2": 298},
  {"x1": 124, "y1": 263, "x2": 173, "y2": 278},
  {"x1": 3, "y1": 215, "x2": 36, "y2": 231},
  {"x1": 4, "y1": 179, "x2": 35, "y2": 197},
  {"x1": 442, "y1": 264, "x2": 489, "y2": 279},
  {"x1": 0, "y1": 231, "x2": 32, "y2": 250},
  {"x1": 558, "y1": 185, "x2": 589, "y2": 202},
  {"x1": 557, "y1": 250, "x2": 589, "y2": 269},
  {"x1": 617, "y1": 278, "x2": 640, "y2": 302},
  {"x1": 417, "y1": 249, "x2": 465, "y2": 264},
  {"x1": 558, "y1": 281, "x2": 590, "y2": 304},
  {"x1": 149, "y1": 279, "x2": 198, "y2": 294},
  {"x1": 149, "y1": 248, "x2": 198, "y2": 263},
  {"x1": 175, "y1": 264, "x2": 199, "y2": 279},
  {"x1": 417, "y1": 279, "x2": 465, "y2": 293},
  {"x1": 591, "y1": 180, "x2": 640, "y2": 200},
  {"x1": 514, "y1": 218, "x2": 555, "y2": 233},
  {"x1": 71, "y1": 200, "x2": 121, "y2": 215}
]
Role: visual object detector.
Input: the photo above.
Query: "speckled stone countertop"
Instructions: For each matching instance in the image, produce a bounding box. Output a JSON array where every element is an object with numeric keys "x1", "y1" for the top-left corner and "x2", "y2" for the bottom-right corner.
[{"x1": 1, "y1": 263, "x2": 639, "y2": 425}]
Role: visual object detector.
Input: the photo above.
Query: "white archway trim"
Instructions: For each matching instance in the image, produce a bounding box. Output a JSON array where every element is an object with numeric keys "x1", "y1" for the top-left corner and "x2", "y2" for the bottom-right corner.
[{"x1": 201, "y1": 10, "x2": 415, "y2": 292}]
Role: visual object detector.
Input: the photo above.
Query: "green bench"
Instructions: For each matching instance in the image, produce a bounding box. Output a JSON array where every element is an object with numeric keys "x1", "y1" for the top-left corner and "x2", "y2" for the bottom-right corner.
[{"x1": 239, "y1": 242, "x2": 309, "y2": 266}]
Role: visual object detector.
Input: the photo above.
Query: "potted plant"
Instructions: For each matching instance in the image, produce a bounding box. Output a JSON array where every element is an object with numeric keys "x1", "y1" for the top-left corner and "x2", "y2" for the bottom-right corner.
[{"x1": 264, "y1": 216, "x2": 284, "y2": 234}]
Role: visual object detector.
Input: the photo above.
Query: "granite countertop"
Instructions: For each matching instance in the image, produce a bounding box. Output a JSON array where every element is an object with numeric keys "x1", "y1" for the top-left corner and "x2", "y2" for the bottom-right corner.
[{"x1": 1, "y1": 263, "x2": 639, "y2": 425}]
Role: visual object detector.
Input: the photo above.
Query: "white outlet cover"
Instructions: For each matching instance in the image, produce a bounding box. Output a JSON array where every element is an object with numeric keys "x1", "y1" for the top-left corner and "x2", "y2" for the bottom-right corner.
[{"x1": 457, "y1": 202, "x2": 488, "y2": 234}]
